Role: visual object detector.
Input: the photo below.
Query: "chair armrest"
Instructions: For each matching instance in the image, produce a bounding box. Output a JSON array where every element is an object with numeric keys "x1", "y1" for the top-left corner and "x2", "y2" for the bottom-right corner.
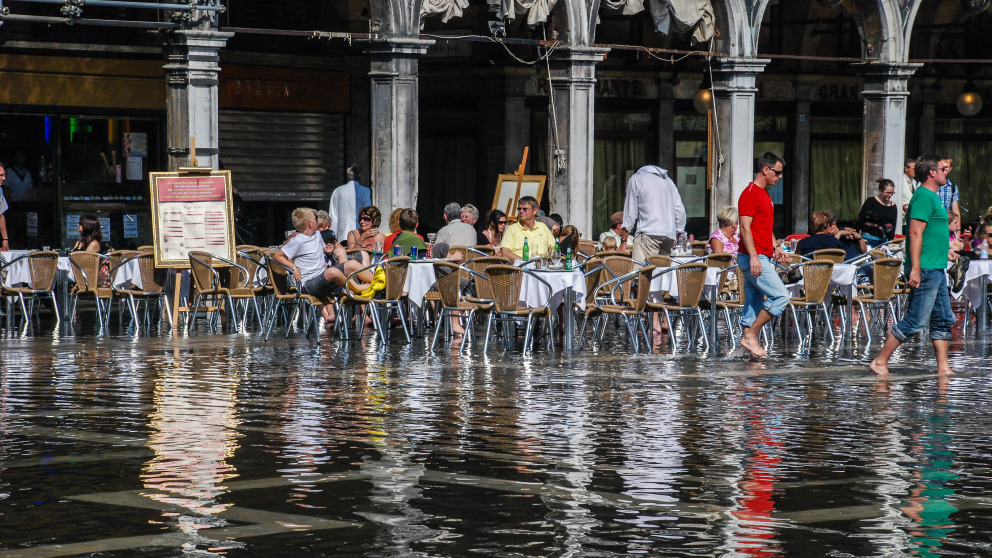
[{"x1": 212, "y1": 254, "x2": 252, "y2": 287}]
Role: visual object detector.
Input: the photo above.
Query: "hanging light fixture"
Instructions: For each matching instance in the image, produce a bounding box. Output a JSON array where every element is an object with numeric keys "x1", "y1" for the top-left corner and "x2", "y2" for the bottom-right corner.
[
  {"x1": 957, "y1": 79, "x2": 983, "y2": 117},
  {"x1": 961, "y1": 0, "x2": 991, "y2": 15},
  {"x1": 693, "y1": 88, "x2": 713, "y2": 114}
]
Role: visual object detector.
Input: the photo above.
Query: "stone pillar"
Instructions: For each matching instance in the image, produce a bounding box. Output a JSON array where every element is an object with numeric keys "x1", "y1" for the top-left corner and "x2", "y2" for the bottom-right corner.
[
  {"x1": 547, "y1": 46, "x2": 608, "y2": 238},
  {"x1": 710, "y1": 58, "x2": 769, "y2": 229},
  {"x1": 368, "y1": 38, "x2": 433, "y2": 218},
  {"x1": 858, "y1": 63, "x2": 921, "y2": 231},
  {"x1": 163, "y1": 29, "x2": 233, "y2": 171},
  {"x1": 792, "y1": 99, "x2": 811, "y2": 234}
]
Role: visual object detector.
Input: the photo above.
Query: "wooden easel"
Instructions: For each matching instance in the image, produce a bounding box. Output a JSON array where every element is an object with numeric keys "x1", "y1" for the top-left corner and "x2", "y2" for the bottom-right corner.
[{"x1": 505, "y1": 147, "x2": 529, "y2": 220}]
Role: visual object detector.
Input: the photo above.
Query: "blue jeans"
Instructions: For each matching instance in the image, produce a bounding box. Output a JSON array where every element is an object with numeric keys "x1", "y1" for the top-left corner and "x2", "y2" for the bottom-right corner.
[
  {"x1": 737, "y1": 254, "x2": 791, "y2": 328},
  {"x1": 891, "y1": 268, "x2": 954, "y2": 341}
]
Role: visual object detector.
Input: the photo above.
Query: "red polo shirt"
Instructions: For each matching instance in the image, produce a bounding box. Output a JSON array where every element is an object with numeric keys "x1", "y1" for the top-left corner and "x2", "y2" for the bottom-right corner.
[{"x1": 738, "y1": 182, "x2": 775, "y2": 257}]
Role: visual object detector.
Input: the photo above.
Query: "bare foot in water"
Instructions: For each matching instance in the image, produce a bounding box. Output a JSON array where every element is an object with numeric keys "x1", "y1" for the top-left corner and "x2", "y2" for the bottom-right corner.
[
  {"x1": 937, "y1": 367, "x2": 955, "y2": 376},
  {"x1": 739, "y1": 335, "x2": 766, "y2": 357},
  {"x1": 869, "y1": 359, "x2": 889, "y2": 375}
]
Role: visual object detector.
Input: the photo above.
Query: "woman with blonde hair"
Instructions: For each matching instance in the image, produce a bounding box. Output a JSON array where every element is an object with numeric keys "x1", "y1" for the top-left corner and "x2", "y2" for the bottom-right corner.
[
  {"x1": 708, "y1": 206, "x2": 740, "y2": 256},
  {"x1": 383, "y1": 207, "x2": 404, "y2": 251}
]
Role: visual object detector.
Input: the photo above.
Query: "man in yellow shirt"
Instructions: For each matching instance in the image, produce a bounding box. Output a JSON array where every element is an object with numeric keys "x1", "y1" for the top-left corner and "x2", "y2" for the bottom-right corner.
[{"x1": 500, "y1": 196, "x2": 557, "y2": 260}]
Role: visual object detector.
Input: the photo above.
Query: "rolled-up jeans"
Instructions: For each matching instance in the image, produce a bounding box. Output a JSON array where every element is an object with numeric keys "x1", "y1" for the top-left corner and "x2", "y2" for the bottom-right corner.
[
  {"x1": 891, "y1": 268, "x2": 954, "y2": 341},
  {"x1": 737, "y1": 254, "x2": 791, "y2": 328}
]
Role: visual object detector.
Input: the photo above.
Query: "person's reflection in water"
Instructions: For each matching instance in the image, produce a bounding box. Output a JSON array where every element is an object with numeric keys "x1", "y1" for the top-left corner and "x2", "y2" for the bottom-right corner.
[{"x1": 900, "y1": 375, "x2": 958, "y2": 557}]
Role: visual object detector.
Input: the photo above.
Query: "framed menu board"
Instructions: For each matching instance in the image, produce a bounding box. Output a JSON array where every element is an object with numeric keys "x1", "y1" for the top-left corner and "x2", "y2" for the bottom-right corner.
[{"x1": 149, "y1": 170, "x2": 235, "y2": 268}]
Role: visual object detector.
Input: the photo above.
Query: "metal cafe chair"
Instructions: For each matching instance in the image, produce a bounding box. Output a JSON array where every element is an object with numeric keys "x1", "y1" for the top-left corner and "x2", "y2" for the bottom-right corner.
[
  {"x1": 854, "y1": 257, "x2": 903, "y2": 343},
  {"x1": 787, "y1": 259, "x2": 836, "y2": 346},
  {"x1": 68, "y1": 251, "x2": 115, "y2": 331},
  {"x1": 592, "y1": 265, "x2": 656, "y2": 353},
  {"x1": 647, "y1": 263, "x2": 711, "y2": 352},
  {"x1": 262, "y1": 257, "x2": 336, "y2": 340},
  {"x1": 340, "y1": 256, "x2": 412, "y2": 344},
  {"x1": 1, "y1": 250, "x2": 61, "y2": 329},
  {"x1": 109, "y1": 252, "x2": 173, "y2": 329},
  {"x1": 482, "y1": 264, "x2": 554, "y2": 354},
  {"x1": 430, "y1": 260, "x2": 492, "y2": 354},
  {"x1": 187, "y1": 250, "x2": 256, "y2": 332},
  {"x1": 575, "y1": 258, "x2": 607, "y2": 348}
]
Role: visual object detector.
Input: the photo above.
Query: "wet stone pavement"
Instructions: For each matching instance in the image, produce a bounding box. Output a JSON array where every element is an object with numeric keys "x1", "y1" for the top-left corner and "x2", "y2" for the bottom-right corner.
[{"x1": 2, "y1": 318, "x2": 992, "y2": 557}]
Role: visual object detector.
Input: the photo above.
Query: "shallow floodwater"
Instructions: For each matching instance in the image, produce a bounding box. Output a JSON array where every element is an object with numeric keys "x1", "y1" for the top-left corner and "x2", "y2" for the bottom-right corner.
[{"x1": 2, "y1": 321, "x2": 992, "y2": 557}]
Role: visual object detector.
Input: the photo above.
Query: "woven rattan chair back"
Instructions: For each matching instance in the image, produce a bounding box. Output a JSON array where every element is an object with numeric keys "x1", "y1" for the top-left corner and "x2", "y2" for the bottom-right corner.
[
  {"x1": 466, "y1": 257, "x2": 508, "y2": 300},
  {"x1": 674, "y1": 264, "x2": 708, "y2": 308},
  {"x1": 582, "y1": 258, "x2": 604, "y2": 305},
  {"x1": 108, "y1": 250, "x2": 139, "y2": 267},
  {"x1": 691, "y1": 241, "x2": 708, "y2": 256},
  {"x1": 28, "y1": 251, "x2": 60, "y2": 291},
  {"x1": 187, "y1": 251, "x2": 217, "y2": 294},
  {"x1": 631, "y1": 265, "x2": 656, "y2": 311},
  {"x1": 812, "y1": 249, "x2": 846, "y2": 264},
  {"x1": 578, "y1": 240, "x2": 599, "y2": 255},
  {"x1": 647, "y1": 254, "x2": 671, "y2": 268},
  {"x1": 382, "y1": 257, "x2": 410, "y2": 300},
  {"x1": 870, "y1": 258, "x2": 903, "y2": 301},
  {"x1": 785, "y1": 253, "x2": 805, "y2": 266},
  {"x1": 136, "y1": 245, "x2": 154, "y2": 253},
  {"x1": 237, "y1": 244, "x2": 262, "y2": 253},
  {"x1": 137, "y1": 253, "x2": 168, "y2": 294},
  {"x1": 484, "y1": 264, "x2": 524, "y2": 312},
  {"x1": 706, "y1": 253, "x2": 734, "y2": 268},
  {"x1": 868, "y1": 249, "x2": 887, "y2": 260},
  {"x1": 800, "y1": 260, "x2": 835, "y2": 303},
  {"x1": 265, "y1": 258, "x2": 295, "y2": 299},
  {"x1": 472, "y1": 245, "x2": 496, "y2": 256},
  {"x1": 601, "y1": 255, "x2": 635, "y2": 299},
  {"x1": 69, "y1": 251, "x2": 102, "y2": 293},
  {"x1": 432, "y1": 261, "x2": 464, "y2": 308},
  {"x1": 448, "y1": 245, "x2": 470, "y2": 262},
  {"x1": 592, "y1": 250, "x2": 632, "y2": 259},
  {"x1": 235, "y1": 249, "x2": 263, "y2": 287}
]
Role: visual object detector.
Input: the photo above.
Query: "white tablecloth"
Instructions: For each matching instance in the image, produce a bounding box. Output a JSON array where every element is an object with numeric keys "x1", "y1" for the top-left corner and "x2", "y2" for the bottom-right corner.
[
  {"x1": 111, "y1": 258, "x2": 143, "y2": 290},
  {"x1": 404, "y1": 261, "x2": 585, "y2": 313},
  {"x1": 960, "y1": 260, "x2": 992, "y2": 308},
  {"x1": 524, "y1": 269, "x2": 586, "y2": 312},
  {"x1": 649, "y1": 266, "x2": 721, "y2": 301},
  {"x1": 2, "y1": 251, "x2": 71, "y2": 288}
]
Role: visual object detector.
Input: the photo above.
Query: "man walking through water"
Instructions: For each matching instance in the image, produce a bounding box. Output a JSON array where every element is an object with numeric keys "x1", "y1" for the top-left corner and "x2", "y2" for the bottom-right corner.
[
  {"x1": 737, "y1": 152, "x2": 791, "y2": 357},
  {"x1": 871, "y1": 154, "x2": 955, "y2": 376}
]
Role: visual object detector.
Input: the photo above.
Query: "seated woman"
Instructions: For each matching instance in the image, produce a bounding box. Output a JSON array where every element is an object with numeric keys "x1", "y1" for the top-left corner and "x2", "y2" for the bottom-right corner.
[
  {"x1": 707, "y1": 206, "x2": 740, "y2": 256},
  {"x1": 558, "y1": 224, "x2": 580, "y2": 255},
  {"x1": 796, "y1": 210, "x2": 866, "y2": 261},
  {"x1": 71, "y1": 214, "x2": 114, "y2": 287},
  {"x1": 346, "y1": 205, "x2": 387, "y2": 250},
  {"x1": 482, "y1": 209, "x2": 507, "y2": 249},
  {"x1": 382, "y1": 208, "x2": 404, "y2": 252},
  {"x1": 949, "y1": 211, "x2": 965, "y2": 252},
  {"x1": 857, "y1": 178, "x2": 897, "y2": 248}
]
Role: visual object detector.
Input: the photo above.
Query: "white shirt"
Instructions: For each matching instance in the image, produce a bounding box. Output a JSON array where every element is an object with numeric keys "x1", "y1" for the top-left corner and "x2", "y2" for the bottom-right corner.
[
  {"x1": 328, "y1": 181, "x2": 358, "y2": 241},
  {"x1": 435, "y1": 218, "x2": 478, "y2": 247},
  {"x1": 900, "y1": 174, "x2": 917, "y2": 213},
  {"x1": 621, "y1": 165, "x2": 686, "y2": 238},
  {"x1": 4, "y1": 166, "x2": 33, "y2": 202},
  {"x1": 279, "y1": 231, "x2": 326, "y2": 284}
]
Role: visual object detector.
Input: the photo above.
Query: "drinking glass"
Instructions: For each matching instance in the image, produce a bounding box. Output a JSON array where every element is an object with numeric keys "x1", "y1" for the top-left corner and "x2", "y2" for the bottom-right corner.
[
  {"x1": 427, "y1": 233, "x2": 437, "y2": 245},
  {"x1": 42, "y1": 245, "x2": 51, "y2": 251},
  {"x1": 374, "y1": 241, "x2": 384, "y2": 255}
]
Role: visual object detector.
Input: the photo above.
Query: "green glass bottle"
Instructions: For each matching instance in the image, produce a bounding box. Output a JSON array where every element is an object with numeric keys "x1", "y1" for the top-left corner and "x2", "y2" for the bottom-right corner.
[{"x1": 522, "y1": 237, "x2": 530, "y2": 261}]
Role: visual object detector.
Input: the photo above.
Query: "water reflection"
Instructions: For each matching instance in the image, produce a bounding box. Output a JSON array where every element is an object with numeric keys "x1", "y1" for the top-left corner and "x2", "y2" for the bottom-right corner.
[
  {"x1": 278, "y1": 369, "x2": 331, "y2": 508},
  {"x1": 141, "y1": 353, "x2": 241, "y2": 518}
]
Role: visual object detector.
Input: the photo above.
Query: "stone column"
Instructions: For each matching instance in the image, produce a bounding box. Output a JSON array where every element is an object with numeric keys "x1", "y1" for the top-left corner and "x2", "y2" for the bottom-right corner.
[
  {"x1": 792, "y1": 99, "x2": 811, "y2": 234},
  {"x1": 546, "y1": 46, "x2": 608, "y2": 237},
  {"x1": 710, "y1": 58, "x2": 769, "y2": 228},
  {"x1": 858, "y1": 63, "x2": 921, "y2": 231},
  {"x1": 162, "y1": 29, "x2": 233, "y2": 171},
  {"x1": 368, "y1": 38, "x2": 433, "y2": 218}
]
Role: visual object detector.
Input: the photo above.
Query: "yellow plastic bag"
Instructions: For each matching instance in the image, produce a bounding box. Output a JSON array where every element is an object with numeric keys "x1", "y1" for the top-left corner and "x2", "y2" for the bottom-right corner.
[{"x1": 360, "y1": 267, "x2": 386, "y2": 298}]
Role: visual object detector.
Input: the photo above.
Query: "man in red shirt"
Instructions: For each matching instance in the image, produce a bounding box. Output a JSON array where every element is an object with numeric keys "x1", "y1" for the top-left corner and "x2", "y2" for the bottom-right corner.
[{"x1": 737, "y1": 152, "x2": 791, "y2": 357}]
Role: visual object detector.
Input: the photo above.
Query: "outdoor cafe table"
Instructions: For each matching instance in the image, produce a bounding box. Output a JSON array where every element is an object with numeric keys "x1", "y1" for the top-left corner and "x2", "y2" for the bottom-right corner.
[
  {"x1": 959, "y1": 259, "x2": 992, "y2": 332},
  {"x1": 403, "y1": 259, "x2": 586, "y2": 350},
  {"x1": 788, "y1": 263, "x2": 858, "y2": 342}
]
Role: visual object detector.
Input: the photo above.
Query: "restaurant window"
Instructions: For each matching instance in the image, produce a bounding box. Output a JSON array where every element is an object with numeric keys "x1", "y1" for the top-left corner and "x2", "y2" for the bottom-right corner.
[
  {"x1": 673, "y1": 113, "x2": 709, "y2": 239},
  {"x1": 810, "y1": 117, "x2": 862, "y2": 222},
  {"x1": 0, "y1": 113, "x2": 58, "y2": 247},
  {"x1": 593, "y1": 112, "x2": 654, "y2": 237}
]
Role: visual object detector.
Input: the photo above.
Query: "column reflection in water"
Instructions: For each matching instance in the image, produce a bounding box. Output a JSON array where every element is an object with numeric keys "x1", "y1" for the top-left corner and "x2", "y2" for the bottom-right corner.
[
  {"x1": 358, "y1": 367, "x2": 437, "y2": 552},
  {"x1": 278, "y1": 370, "x2": 330, "y2": 508},
  {"x1": 141, "y1": 360, "x2": 241, "y2": 524}
]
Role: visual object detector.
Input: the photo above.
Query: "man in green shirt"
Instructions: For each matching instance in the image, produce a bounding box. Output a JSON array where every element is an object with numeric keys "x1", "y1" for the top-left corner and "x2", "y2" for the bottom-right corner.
[
  {"x1": 390, "y1": 208, "x2": 427, "y2": 257},
  {"x1": 871, "y1": 154, "x2": 956, "y2": 376}
]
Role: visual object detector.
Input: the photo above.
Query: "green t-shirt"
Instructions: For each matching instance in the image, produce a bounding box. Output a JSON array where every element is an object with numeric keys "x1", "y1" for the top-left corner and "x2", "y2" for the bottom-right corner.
[
  {"x1": 390, "y1": 231, "x2": 426, "y2": 257},
  {"x1": 907, "y1": 187, "x2": 949, "y2": 270}
]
